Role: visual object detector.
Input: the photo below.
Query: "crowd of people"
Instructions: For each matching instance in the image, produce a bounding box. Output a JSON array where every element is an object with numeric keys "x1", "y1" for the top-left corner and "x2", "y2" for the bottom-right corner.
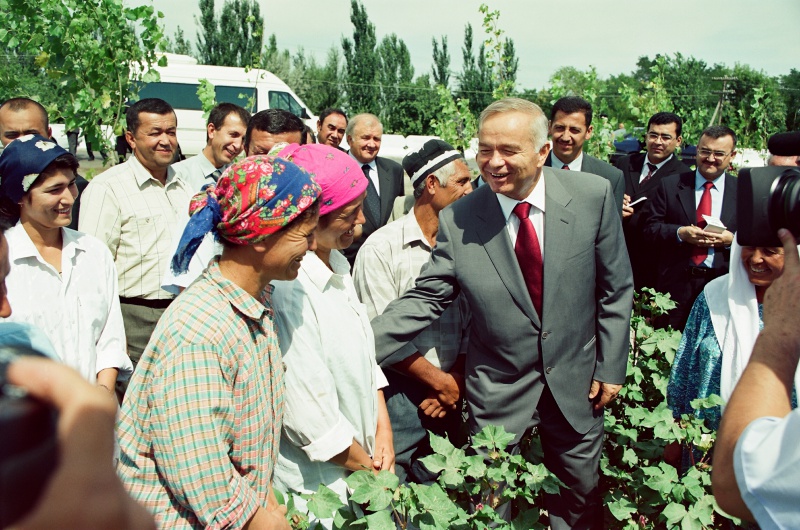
[{"x1": 0, "y1": 91, "x2": 799, "y2": 529}]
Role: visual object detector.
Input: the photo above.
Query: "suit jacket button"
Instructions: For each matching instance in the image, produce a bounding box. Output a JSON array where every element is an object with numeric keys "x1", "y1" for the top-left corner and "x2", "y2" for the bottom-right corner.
[
  {"x1": 546, "y1": 367, "x2": 553, "y2": 374},
  {"x1": 542, "y1": 332, "x2": 549, "y2": 339}
]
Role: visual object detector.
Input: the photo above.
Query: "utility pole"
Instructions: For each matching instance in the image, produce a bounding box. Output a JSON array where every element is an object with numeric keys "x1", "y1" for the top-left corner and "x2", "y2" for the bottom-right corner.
[{"x1": 708, "y1": 76, "x2": 737, "y2": 126}]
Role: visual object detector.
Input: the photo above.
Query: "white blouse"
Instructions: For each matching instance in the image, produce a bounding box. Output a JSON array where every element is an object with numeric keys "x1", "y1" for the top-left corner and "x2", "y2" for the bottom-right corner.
[
  {"x1": 271, "y1": 249, "x2": 388, "y2": 503},
  {"x1": 2, "y1": 223, "x2": 132, "y2": 383}
]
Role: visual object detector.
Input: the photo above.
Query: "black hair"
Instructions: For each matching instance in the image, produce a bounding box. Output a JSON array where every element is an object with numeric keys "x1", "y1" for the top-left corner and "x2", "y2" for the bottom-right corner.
[
  {"x1": 207, "y1": 103, "x2": 251, "y2": 142},
  {"x1": 0, "y1": 97, "x2": 49, "y2": 129},
  {"x1": 550, "y1": 96, "x2": 593, "y2": 126},
  {"x1": 244, "y1": 109, "x2": 305, "y2": 149},
  {"x1": 126, "y1": 98, "x2": 175, "y2": 134},
  {"x1": 318, "y1": 108, "x2": 347, "y2": 125},
  {"x1": 647, "y1": 112, "x2": 683, "y2": 137},
  {"x1": 701, "y1": 125, "x2": 737, "y2": 150}
]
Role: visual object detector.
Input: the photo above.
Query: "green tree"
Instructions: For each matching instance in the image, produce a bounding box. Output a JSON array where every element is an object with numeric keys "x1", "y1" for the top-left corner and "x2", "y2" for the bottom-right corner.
[
  {"x1": 341, "y1": 0, "x2": 380, "y2": 114},
  {"x1": 390, "y1": 74, "x2": 439, "y2": 136},
  {"x1": 162, "y1": 27, "x2": 193, "y2": 56},
  {"x1": 780, "y1": 69, "x2": 800, "y2": 130},
  {"x1": 196, "y1": 0, "x2": 263, "y2": 67},
  {"x1": 0, "y1": 0, "x2": 165, "y2": 150},
  {"x1": 377, "y1": 34, "x2": 414, "y2": 133},
  {"x1": 431, "y1": 36, "x2": 450, "y2": 88},
  {"x1": 457, "y1": 23, "x2": 493, "y2": 116}
]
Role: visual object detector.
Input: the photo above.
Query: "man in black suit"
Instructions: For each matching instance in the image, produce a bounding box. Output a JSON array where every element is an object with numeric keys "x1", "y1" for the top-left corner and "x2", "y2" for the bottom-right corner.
[
  {"x1": 641, "y1": 125, "x2": 738, "y2": 330},
  {"x1": 615, "y1": 112, "x2": 692, "y2": 289},
  {"x1": 343, "y1": 113, "x2": 404, "y2": 264},
  {"x1": 0, "y1": 97, "x2": 90, "y2": 230},
  {"x1": 544, "y1": 96, "x2": 624, "y2": 214}
]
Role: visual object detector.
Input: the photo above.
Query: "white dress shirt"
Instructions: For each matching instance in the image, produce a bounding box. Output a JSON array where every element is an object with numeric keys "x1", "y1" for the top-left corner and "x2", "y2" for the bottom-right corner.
[
  {"x1": 172, "y1": 152, "x2": 227, "y2": 194},
  {"x1": 495, "y1": 174, "x2": 546, "y2": 256},
  {"x1": 271, "y1": 250, "x2": 388, "y2": 504},
  {"x1": 2, "y1": 223, "x2": 132, "y2": 383},
  {"x1": 551, "y1": 152, "x2": 583, "y2": 172},
  {"x1": 694, "y1": 171, "x2": 726, "y2": 267},
  {"x1": 734, "y1": 410, "x2": 800, "y2": 529},
  {"x1": 638, "y1": 154, "x2": 675, "y2": 183}
]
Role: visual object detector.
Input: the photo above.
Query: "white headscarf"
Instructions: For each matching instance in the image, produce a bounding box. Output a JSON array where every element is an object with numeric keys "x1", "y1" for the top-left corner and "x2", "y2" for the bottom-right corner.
[{"x1": 705, "y1": 236, "x2": 800, "y2": 404}]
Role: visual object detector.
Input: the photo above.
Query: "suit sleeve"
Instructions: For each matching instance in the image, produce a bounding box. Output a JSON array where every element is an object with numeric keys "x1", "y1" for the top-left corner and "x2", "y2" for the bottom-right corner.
[
  {"x1": 641, "y1": 179, "x2": 684, "y2": 248},
  {"x1": 593, "y1": 181, "x2": 634, "y2": 384},
  {"x1": 371, "y1": 210, "x2": 460, "y2": 366},
  {"x1": 610, "y1": 169, "x2": 625, "y2": 216}
]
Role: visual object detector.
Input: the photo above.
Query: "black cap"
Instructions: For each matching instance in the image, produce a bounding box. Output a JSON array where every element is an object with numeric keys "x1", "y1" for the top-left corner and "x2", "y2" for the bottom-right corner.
[
  {"x1": 402, "y1": 139, "x2": 463, "y2": 189},
  {"x1": 767, "y1": 131, "x2": 800, "y2": 156}
]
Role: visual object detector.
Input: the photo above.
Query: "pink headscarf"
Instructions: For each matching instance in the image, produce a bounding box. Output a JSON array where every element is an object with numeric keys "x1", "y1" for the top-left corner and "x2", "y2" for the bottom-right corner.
[{"x1": 276, "y1": 143, "x2": 368, "y2": 216}]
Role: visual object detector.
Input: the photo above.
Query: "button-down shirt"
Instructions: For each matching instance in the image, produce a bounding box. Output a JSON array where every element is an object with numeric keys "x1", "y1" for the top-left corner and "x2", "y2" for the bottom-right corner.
[
  {"x1": 639, "y1": 154, "x2": 675, "y2": 182},
  {"x1": 552, "y1": 152, "x2": 583, "y2": 172},
  {"x1": 496, "y1": 174, "x2": 546, "y2": 256},
  {"x1": 270, "y1": 250, "x2": 388, "y2": 503},
  {"x1": 117, "y1": 259, "x2": 284, "y2": 529},
  {"x1": 353, "y1": 209, "x2": 468, "y2": 370},
  {"x1": 692, "y1": 171, "x2": 726, "y2": 267},
  {"x1": 172, "y1": 152, "x2": 226, "y2": 194},
  {"x1": 2, "y1": 223, "x2": 131, "y2": 383},
  {"x1": 79, "y1": 155, "x2": 191, "y2": 299}
]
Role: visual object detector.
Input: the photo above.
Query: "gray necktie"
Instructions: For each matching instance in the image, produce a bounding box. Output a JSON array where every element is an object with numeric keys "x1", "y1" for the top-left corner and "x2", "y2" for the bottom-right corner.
[
  {"x1": 210, "y1": 168, "x2": 223, "y2": 183},
  {"x1": 362, "y1": 164, "x2": 380, "y2": 223}
]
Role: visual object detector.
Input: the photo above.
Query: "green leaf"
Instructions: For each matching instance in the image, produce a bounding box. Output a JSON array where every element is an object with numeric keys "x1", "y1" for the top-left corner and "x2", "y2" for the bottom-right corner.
[
  {"x1": 363, "y1": 510, "x2": 395, "y2": 530},
  {"x1": 347, "y1": 471, "x2": 398, "y2": 512},
  {"x1": 621, "y1": 447, "x2": 638, "y2": 467},
  {"x1": 472, "y1": 425, "x2": 516, "y2": 451},
  {"x1": 409, "y1": 483, "x2": 460, "y2": 529},
  {"x1": 607, "y1": 496, "x2": 638, "y2": 521},
  {"x1": 305, "y1": 484, "x2": 345, "y2": 520},
  {"x1": 661, "y1": 502, "x2": 687, "y2": 525}
]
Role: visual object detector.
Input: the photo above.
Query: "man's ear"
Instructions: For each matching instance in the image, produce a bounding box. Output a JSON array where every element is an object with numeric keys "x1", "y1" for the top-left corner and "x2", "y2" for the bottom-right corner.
[
  {"x1": 125, "y1": 129, "x2": 135, "y2": 150},
  {"x1": 585, "y1": 124, "x2": 594, "y2": 140},
  {"x1": 426, "y1": 174, "x2": 438, "y2": 194},
  {"x1": 207, "y1": 122, "x2": 217, "y2": 140}
]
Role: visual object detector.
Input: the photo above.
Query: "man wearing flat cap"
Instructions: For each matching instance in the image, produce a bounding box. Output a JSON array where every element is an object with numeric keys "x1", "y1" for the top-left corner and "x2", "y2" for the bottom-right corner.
[
  {"x1": 354, "y1": 139, "x2": 473, "y2": 483},
  {"x1": 767, "y1": 131, "x2": 800, "y2": 167}
]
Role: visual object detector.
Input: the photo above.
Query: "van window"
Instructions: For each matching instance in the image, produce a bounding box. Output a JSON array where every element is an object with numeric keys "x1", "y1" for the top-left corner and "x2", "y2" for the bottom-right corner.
[
  {"x1": 136, "y1": 82, "x2": 258, "y2": 112},
  {"x1": 268, "y1": 91, "x2": 307, "y2": 118}
]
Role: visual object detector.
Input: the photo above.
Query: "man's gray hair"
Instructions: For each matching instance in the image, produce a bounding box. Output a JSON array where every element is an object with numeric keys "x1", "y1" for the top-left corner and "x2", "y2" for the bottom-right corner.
[
  {"x1": 413, "y1": 159, "x2": 458, "y2": 199},
  {"x1": 345, "y1": 113, "x2": 382, "y2": 139},
  {"x1": 479, "y1": 98, "x2": 549, "y2": 151}
]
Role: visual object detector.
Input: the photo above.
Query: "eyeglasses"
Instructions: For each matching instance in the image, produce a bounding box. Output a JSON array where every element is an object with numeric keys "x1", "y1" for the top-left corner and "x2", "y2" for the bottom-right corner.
[
  {"x1": 697, "y1": 148, "x2": 731, "y2": 160},
  {"x1": 647, "y1": 132, "x2": 674, "y2": 142}
]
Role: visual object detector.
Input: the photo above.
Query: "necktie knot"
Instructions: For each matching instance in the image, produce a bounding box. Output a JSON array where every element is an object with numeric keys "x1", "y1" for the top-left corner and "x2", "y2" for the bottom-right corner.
[
  {"x1": 703, "y1": 181, "x2": 714, "y2": 191},
  {"x1": 513, "y1": 202, "x2": 532, "y2": 220},
  {"x1": 361, "y1": 164, "x2": 371, "y2": 175},
  {"x1": 646, "y1": 163, "x2": 657, "y2": 174},
  {"x1": 561, "y1": 164, "x2": 570, "y2": 170}
]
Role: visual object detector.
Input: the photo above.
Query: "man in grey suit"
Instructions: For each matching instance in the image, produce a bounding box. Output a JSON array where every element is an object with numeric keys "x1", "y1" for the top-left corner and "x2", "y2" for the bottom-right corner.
[
  {"x1": 544, "y1": 96, "x2": 625, "y2": 215},
  {"x1": 343, "y1": 113, "x2": 405, "y2": 264},
  {"x1": 372, "y1": 98, "x2": 633, "y2": 529}
]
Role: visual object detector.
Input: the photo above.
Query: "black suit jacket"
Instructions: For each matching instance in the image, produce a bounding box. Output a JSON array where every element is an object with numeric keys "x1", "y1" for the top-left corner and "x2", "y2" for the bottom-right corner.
[
  {"x1": 343, "y1": 156, "x2": 404, "y2": 263},
  {"x1": 545, "y1": 153, "x2": 624, "y2": 215},
  {"x1": 615, "y1": 153, "x2": 692, "y2": 289},
  {"x1": 641, "y1": 171, "x2": 737, "y2": 327},
  {"x1": 68, "y1": 174, "x2": 90, "y2": 230}
]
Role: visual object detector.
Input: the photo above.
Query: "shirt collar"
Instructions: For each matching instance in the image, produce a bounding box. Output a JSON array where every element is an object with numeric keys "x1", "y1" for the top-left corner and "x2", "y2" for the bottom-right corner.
[
  {"x1": 302, "y1": 250, "x2": 351, "y2": 291},
  {"x1": 129, "y1": 155, "x2": 179, "y2": 189},
  {"x1": 197, "y1": 151, "x2": 220, "y2": 176},
  {"x1": 694, "y1": 170, "x2": 726, "y2": 190},
  {"x1": 7, "y1": 223, "x2": 86, "y2": 264},
  {"x1": 206, "y1": 258, "x2": 270, "y2": 321},
  {"x1": 552, "y1": 152, "x2": 583, "y2": 171},
  {"x1": 403, "y1": 208, "x2": 430, "y2": 250},
  {"x1": 646, "y1": 153, "x2": 674, "y2": 170},
  {"x1": 496, "y1": 173, "x2": 546, "y2": 222}
]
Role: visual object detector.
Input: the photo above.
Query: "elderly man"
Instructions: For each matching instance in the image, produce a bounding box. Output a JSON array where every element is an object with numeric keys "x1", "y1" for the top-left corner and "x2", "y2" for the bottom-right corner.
[
  {"x1": 353, "y1": 139, "x2": 472, "y2": 483},
  {"x1": 766, "y1": 131, "x2": 800, "y2": 167},
  {"x1": 0, "y1": 97, "x2": 89, "y2": 229},
  {"x1": 342, "y1": 113, "x2": 404, "y2": 264},
  {"x1": 316, "y1": 108, "x2": 347, "y2": 150},
  {"x1": 172, "y1": 103, "x2": 250, "y2": 192},
  {"x1": 371, "y1": 98, "x2": 633, "y2": 529},
  {"x1": 79, "y1": 98, "x2": 192, "y2": 396},
  {"x1": 244, "y1": 109, "x2": 305, "y2": 156}
]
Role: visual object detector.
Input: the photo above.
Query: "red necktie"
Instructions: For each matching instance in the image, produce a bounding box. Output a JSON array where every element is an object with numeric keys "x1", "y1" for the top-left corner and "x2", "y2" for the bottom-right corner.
[
  {"x1": 640, "y1": 163, "x2": 657, "y2": 185},
  {"x1": 561, "y1": 164, "x2": 570, "y2": 170},
  {"x1": 691, "y1": 181, "x2": 714, "y2": 265},
  {"x1": 513, "y1": 202, "x2": 543, "y2": 318}
]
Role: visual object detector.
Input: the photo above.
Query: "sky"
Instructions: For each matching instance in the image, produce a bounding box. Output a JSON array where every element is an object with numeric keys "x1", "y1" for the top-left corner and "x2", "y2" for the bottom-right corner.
[{"x1": 135, "y1": 0, "x2": 800, "y2": 90}]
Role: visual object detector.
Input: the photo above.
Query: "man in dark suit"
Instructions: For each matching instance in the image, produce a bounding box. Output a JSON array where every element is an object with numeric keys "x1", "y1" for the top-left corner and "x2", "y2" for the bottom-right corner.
[
  {"x1": 0, "y1": 97, "x2": 90, "y2": 229},
  {"x1": 544, "y1": 96, "x2": 625, "y2": 215},
  {"x1": 343, "y1": 113, "x2": 404, "y2": 264},
  {"x1": 615, "y1": 112, "x2": 692, "y2": 289},
  {"x1": 641, "y1": 125, "x2": 738, "y2": 330},
  {"x1": 371, "y1": 98, "x2": 633, "y2": 529}
]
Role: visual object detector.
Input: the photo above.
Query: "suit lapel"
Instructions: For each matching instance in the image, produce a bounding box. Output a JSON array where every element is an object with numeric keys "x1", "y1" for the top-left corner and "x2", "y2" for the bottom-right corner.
[
  {"x1": 473, "y1": 188, "x2": 541, "y2": 328},
  {"x1": 376, "y1": 158, "x2": 394, "y2": 223},
  {"x1": 628, "y1": 153, "x2": 645, "y2": 195},
  {"x1": 544, "y1": 153, "x2": 554, "y2": 168},
  {"x1": 541, "y1": 168, "x2": 575, "y2": 317},
  {"x1": 677, "y1": 172, "x2": 697, "y2": 223},
  {"x1": 720, "y1": 173, "x2": 737, "y2": 228}
]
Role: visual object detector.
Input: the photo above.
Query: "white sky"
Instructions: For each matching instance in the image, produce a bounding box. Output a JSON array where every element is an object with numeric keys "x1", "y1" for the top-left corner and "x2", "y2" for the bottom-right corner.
[{"x1": 138, "y1": 0, "x2": 800, "y2": 89}]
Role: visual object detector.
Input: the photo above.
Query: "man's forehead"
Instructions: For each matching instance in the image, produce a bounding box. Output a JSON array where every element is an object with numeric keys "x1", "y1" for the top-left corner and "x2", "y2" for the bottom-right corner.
[{"x1": 0, "y1": 107, "x2": 47, "y2": 132}]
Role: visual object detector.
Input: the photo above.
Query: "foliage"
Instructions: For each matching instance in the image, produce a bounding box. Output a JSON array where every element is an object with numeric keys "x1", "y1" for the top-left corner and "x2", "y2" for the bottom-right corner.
[
  {"x1": 456, "y1": 23, "x2": 494, "y2": 117},
  {"x1": 161, "y1": 27, "x2": 194, "y2": 57},
  {"x1": 286, "y1": 425, "x2": 564, "y2": 529},
  {"x1": 478, "y1": 4, "x2": 516, "y2": 99},
  {"x1": 196, "y1": 0, "x2": 263, "y2": 67},
  {"x1": 290, "y1": 46, "x2": 344, "y2": 115},
  {"x1": 780, "y1": 69, "x2": 800, "y2": 131},
  {"x1": 197, "y1": 79, "x2": 217, "y2": 119},
  {"x1": 601, "y1": 288, "x2": 743, "y2": 529},
  {"x1": 431, "y1": 36, "x2": 450, "y2": 89},
  {"x1": 430, "y1": 86, "x2": 477, "y2": 154},
  {"x1": 377, "y1": 34, "x2": 415, "y2": 133},
  {"x1": 341, "y1": 0, "x2": 380, "y2": 114},
  {"x1": 0, "y1": 0, "x2": 165, "y2": 148}
]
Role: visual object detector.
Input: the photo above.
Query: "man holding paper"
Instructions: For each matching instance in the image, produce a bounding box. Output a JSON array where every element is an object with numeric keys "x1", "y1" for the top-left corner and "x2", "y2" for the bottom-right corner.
[{"x1": 641, "y1": 125, "x2": 738, "y2": 330}]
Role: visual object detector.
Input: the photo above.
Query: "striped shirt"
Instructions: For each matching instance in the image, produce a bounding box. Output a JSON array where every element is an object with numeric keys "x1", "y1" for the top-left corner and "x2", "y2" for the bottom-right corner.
[
  {"x1": 79, "y1": 155, "x2": 192, "y2": 299},
  {"x1": 117, "y1": 259, "x2": 284, "y2": 529}
]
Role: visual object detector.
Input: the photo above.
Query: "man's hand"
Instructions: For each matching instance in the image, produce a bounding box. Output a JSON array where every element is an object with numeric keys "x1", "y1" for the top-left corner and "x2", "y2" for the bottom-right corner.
[
  {"x1": 372, "y1": 424, "x2": 395, "y2": 474},
  {"x1": 677, "y1": 225, "x2": 709, "y2": 246},
  {"x1": 588, "y1": 380, "x2": 622, "y2": 410},
  {"x1": 420, "y1": 371, "x2": 464, "y2": 418},
  {"x1": 622, "y1": 194, "x2": 634, "y2": 219},
  {"x1": 705, "y1": 229, "x2": 734, "y2": 248}
]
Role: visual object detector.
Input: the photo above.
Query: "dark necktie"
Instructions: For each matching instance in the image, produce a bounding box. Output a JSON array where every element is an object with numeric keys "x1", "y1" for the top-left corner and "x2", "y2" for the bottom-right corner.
[
  {"x1": 210, "y1": 168, "x2": 222, "y2": 183},
  {"x1": 561, "y1": 164, "x2": 570, "y2": 170},
  {"x1": 691, "y1": 181, "x2": 714, "y2": 266},
  {"x1": 513, "y1": 202, "x2": 543, "y2": 318},
  {"x1": 640, "y1": 163, "x2": 657, "y2": 186},
  {"x1": 362, "y1": 164, "x2": 380, "y2": 223}
]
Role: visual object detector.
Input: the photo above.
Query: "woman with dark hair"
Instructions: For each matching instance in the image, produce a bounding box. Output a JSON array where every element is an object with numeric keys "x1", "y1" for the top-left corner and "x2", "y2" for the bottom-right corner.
[{"x1": 0, "y1": 134, "x2": 131, "y2": 392}]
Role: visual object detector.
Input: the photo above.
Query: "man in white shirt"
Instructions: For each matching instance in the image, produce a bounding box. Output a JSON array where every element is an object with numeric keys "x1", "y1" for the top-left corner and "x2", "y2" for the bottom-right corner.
[
  {"x1": 714, "y1": 228, "x2": 800, "y2": 529},
  {"x1": 353, "y1": 139, "x2": 473, "y2": 483},
  {"x1": 79, "y1": 98, "x2": 191, "y2": 397},
  {"x1": 172, "y1": 103, "x2": 250, "y2": 193}
]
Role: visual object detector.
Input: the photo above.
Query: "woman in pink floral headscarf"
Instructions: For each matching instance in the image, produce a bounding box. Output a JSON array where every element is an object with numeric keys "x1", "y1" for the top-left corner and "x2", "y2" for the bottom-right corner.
[{"x1": 269, "y1": 143, "x2": 395, "y2": 526}]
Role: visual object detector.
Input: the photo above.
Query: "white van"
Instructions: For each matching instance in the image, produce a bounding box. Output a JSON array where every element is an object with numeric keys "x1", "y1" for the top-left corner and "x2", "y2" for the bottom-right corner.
[{"x1": 135, "y1": 53, "x2": 316, "y2": 156}]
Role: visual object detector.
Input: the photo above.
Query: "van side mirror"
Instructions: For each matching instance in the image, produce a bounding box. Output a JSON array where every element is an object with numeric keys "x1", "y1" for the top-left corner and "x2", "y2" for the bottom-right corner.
[{"x1": 301, "y1": 108, "x2": 310, "y2": 119}]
